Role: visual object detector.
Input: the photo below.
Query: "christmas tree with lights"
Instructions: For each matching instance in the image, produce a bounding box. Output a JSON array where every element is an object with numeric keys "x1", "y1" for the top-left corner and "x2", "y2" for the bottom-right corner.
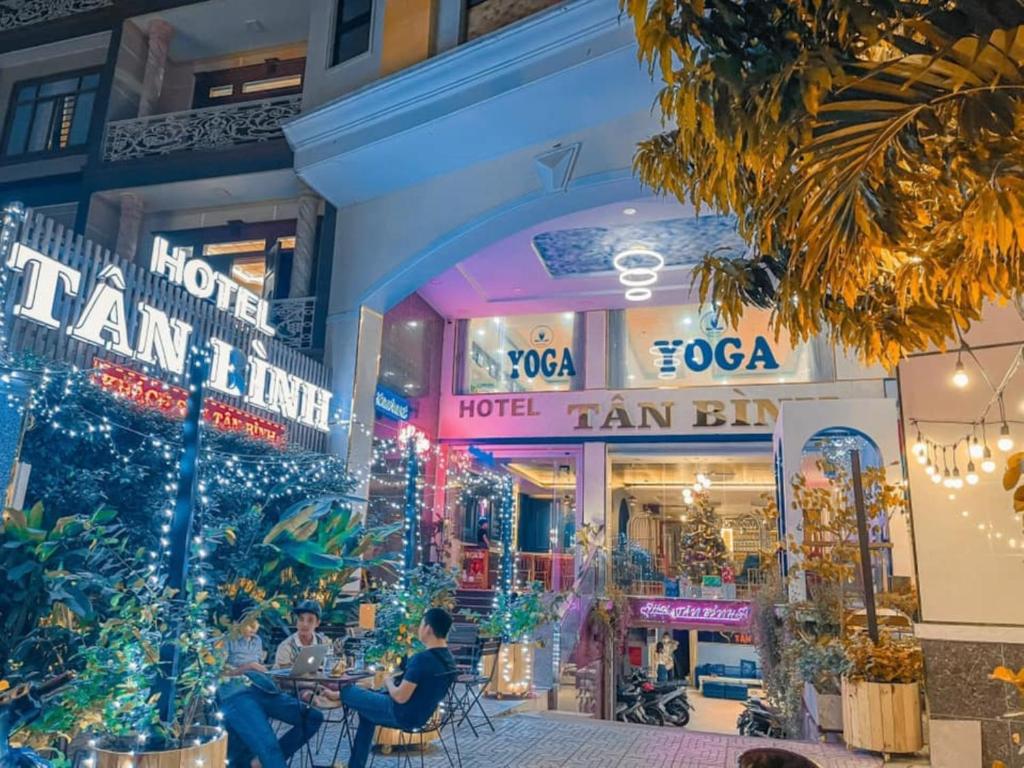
[{"x1": 678, "y1": 491, "x2": 729, "y2": 584}]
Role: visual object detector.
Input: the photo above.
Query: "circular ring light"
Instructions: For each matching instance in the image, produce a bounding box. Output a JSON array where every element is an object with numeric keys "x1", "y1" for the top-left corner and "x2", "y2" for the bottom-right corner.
[
  {"x1": 613, "y1": 248, "x2": 665, "y2": 273},
  {"x1": 618, "y1": 267, "x2": 660, "y2": 287},
  {"x1": 625, "y1": 287, "x2": 652, "y2": 301},
  {"x1": 613, "y1": 247, "x2": 664, "y2": 303}
]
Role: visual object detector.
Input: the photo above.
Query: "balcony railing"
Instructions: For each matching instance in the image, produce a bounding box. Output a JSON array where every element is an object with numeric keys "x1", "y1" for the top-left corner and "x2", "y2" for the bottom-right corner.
[
  {"x1": 102, "y1": 94, "x2": 302, "y2": 162},
  {"x1": 0, "y1": 0, "x2": 112, "y2": 32},
  {"x1": 271, "y1": 296, "x2": 316, "y2": 351}
]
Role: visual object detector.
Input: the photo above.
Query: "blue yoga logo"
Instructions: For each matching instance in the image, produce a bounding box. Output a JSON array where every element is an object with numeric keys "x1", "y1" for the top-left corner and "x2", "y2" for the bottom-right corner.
[{"x1": 649, "y1": 336, "x2": 780, "y2": 379}]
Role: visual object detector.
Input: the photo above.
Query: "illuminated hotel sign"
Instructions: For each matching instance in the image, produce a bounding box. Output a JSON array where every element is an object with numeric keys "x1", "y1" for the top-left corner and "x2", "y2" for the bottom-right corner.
[
  {"x1": 440, "y1": 380, "x2": 888, "y2": 440},
  {"x1": 6, "y1": 242, "x2": 332, "y2": 433}
]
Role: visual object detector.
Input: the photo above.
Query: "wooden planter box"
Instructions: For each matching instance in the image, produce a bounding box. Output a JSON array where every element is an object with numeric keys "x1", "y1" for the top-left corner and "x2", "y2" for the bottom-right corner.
[
  {"x1": 95, "y1": 728, "x2": 226, "y2": 768},
  {"x1": 841, "y1": 677, "x2": 923, "y2": 754},
  {"x1": 804, "y1": 681, "x2": 843, "y2": 733},
  {"x1": 483, "y1": 641, "x2": 532, "y2": 698}
]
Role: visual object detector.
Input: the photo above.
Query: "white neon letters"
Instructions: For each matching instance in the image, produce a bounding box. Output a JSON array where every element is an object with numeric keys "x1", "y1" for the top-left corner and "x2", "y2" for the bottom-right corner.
[
  {"x1": 6, "y1": 243, "x2": 332, "y2": 433},
  {"x1": 7, "y1": 243, "x2": 81, "y2": 329},
  {"x1": 150, "y1": 239, "x2": 275, "y2": 336}
]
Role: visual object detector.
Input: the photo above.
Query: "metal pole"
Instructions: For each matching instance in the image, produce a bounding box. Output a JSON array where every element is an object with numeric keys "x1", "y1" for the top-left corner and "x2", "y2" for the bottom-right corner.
[
  {"x1": 402, "y1": 437, "x2": 419, "y2": 590},
  {"x1": 157, "y1": 348, "x2": 208, "y2": 723},
  {"x1": 850, "y1": 450, "x2": 879, "y2": 643}
]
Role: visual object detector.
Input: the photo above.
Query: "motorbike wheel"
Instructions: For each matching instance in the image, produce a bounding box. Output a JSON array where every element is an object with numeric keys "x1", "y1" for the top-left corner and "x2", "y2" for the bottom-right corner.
[
  {"x1": 643, "y1": 705, "x2": 666, "y2": 726},
  {"x1": 669, "y1": 707, "x2": 689, "y2": 727}
]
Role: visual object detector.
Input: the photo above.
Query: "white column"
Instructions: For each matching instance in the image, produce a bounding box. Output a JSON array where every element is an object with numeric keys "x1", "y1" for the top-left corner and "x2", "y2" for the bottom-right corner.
[
  {"x1": 115, "y1": 193, "x2": 144, "y2": 262},
  {"x1": 290, "y1": 188, "x2": 320, "y2": 298},
  {"x1": 325, "y1": 306, "x2": 383, "y2": 496},
  {"x1": 138, "y1": 19, "x2": 174, "y2": 118},
  {"x1": 584, "y1": 310, "x2": 607, "y2": 389}
]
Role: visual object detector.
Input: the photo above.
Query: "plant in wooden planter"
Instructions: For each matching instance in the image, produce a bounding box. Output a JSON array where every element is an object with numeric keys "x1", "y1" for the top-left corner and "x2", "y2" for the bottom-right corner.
[
  {"x1": 479, "y1": 582, "x2": 561, "y2": 698},
  {"x1": 841, "y1": 632, "x2": 924, "y2": 755}
]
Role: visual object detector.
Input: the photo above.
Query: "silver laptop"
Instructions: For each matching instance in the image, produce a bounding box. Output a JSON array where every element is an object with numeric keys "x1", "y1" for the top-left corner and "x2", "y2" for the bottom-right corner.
[{"x1": 283, "y1": 644, "x2": 329, "y2": 677}]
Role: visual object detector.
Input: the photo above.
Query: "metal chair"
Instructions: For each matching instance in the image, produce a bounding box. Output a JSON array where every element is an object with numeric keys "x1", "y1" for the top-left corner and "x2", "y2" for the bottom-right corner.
[
  {"x1": 451, "y1": 638, "x2": 501, "y2": 737},
  {"x1": 368, "y1": 670, "x2": 462, "y2": 768}
]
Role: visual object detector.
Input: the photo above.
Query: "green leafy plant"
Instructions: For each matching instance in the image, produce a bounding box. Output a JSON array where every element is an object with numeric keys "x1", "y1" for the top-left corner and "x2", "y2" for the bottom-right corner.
[
  {"x1": 480, "y1": 581, "x2": 562, "y2": 642},
  {"x1": 365, "y1": 565, "x2": 459, "y2": 670}
]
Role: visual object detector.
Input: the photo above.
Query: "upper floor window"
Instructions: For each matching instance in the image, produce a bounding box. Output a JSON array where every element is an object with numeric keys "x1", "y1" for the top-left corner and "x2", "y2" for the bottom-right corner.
[
  {"x1": 457, "y1": 312, "x2": 582, "y2": 394},
  {"x1": 331, "y1": 0, "x2": 373, "y2": 66},
  {"x1": 3, "y1": 70, "x2": 100, "y2": 159},
  {"x1": 193, "y1": 58, "x2": 305, "y2": 109}
]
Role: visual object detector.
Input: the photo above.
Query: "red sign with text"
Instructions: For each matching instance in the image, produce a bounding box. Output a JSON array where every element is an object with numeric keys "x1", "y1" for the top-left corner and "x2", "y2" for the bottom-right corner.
[{"x1": 92, "y1": 359, "x2": 286, "y2": 446}]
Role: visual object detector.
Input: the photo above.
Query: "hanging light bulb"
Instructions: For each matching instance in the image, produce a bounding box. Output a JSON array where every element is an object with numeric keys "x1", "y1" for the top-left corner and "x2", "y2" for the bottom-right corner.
[
  {"x1": 966, "y1": 461, "x2": 980, "y2": 486},
  {"x1": 942, "y1": 468, "x2": 954, "y2": 488},
  {"x1": 912, "y1": 430, "x2": 926, "y2": 456},
  {"x1": 930, "y1": 471, "x2": 942, "y2": 484},
  {"x1": 924, "y1": 461, "x2": 935, "y2": 475},
  {"x1": 701, "y1": 473, "x2": 712, "y2": 489},
  {"x1": 951, "y1": 466, "x2": 964, "y2": 489},
  {"x1": 969, "y1": 435, "x2": 984, "y2": 460},
  {"x1": 952, "y1": 356, "x2": 969, "y2": 388},
  {"x1": 982, "y1": 445, "x2": 997, "y2": 474},
  {"x1": 999, "y1": 422, "x2": 1014, "y2": 452}
]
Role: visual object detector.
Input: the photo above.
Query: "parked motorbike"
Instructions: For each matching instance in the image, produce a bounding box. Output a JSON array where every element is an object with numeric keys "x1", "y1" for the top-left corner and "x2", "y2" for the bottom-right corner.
[
  {"x1": 621, "y1": 670, "x2": 693, "y2": 727},
  {"x1": 615, "y1": 679, "x2": 653, "y2": 725},
  {"x1": 737, "y1": 696, "x2": 785, "y2": 738},
  {"x1": 0, "y1": 673, "x2": 74, "y2": 768}
]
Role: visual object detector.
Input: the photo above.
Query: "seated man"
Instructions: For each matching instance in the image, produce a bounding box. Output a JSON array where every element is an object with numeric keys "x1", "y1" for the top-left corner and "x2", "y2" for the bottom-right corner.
[
  {"x1": 218, "y1": 614, "x2": 323, "y2": 768},
  {"x1": 342, "y1": 607, "x2": 457, "y2": 768},
  {"x1": 275, "y1": 599, "x2": 340, "y2": 707}
]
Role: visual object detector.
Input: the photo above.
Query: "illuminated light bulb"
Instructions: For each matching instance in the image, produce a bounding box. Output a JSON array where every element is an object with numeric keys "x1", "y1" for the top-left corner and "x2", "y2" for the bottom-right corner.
[
  {"x1": 912, "y1": 434, "x2": 926, "y2": 456},
  {"x1": 961, "y1": 510, "x2": 970, "y2": 517},
  {"x1": 915, "y1": 452, "x2": 927, "y2": 465},
  {"x1": 998, "y1": 423, "x2": 1014, "y2": 452},
  {"x1": 982, "y1": 445, "x2": 997, "y2": 473},
  {"x1": 930, "y1": 472, "x2": 942, "y2": 484},
  {"x1": 966, "y1": 462, "x2": 980, "y2": 486},
  {"x1": 951, "y1": 470, "x2": 964, "y2": 489},
  {"x1": 942, "y1": 470, "x2": 954, "y2": 488},
  {"x1": 952, "y1": 359, "x2": 969, "y2": 388},
  {"x1": 924, "y1": 462, "x2": 935, "y2": 476},
  {"x1": 969, "y1": 438, "x2": 984, "y2": 460}
]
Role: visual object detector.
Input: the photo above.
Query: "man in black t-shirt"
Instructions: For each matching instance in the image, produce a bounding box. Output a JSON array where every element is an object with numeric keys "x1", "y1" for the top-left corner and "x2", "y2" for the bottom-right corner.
[{"x1": 341, "y1": 607, "x2": 457, "y2": 768}]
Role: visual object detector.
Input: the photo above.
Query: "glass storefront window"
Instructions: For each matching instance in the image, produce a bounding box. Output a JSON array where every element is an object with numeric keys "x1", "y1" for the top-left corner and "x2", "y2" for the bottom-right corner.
[
  {"x1": 457, "y1": 312, "x2": 583, "y2": 394},
  {"x1": 608, "y1": 304, "x2": 833, "y2": 388}
]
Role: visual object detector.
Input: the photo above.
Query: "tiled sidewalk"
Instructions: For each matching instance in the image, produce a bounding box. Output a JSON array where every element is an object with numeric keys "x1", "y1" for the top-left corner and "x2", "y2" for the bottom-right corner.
[{"x1": 310, "y1": 709, "x2": 884, "y2": 767}]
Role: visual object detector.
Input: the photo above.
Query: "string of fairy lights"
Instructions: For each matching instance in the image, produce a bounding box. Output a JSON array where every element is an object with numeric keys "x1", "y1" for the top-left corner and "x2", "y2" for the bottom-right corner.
[
  {"x1": 908, "y1": 341, "x2": 1024, "y2": 553},
  {"x1": 0, "y1": 202, "x2": 539, "y2": 734}
]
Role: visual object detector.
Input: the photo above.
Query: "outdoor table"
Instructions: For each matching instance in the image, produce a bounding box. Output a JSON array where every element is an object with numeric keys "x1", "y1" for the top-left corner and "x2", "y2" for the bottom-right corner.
[{"x1": 270, "y1": 668, "x2": 374, "y2": 768}]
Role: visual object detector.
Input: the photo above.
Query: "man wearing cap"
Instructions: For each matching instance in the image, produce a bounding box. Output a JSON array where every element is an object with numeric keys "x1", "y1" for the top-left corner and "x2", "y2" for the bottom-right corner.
[{"x1": 275, "y1": 599, "x2": 340, "y2": 706}]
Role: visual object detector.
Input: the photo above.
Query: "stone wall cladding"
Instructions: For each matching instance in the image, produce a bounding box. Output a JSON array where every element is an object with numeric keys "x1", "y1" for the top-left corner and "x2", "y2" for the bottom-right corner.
[
  {"x1": 466, "y1": 0, "x2": 564, "y2": 40},
  {"x1": 922, "y1": 638, "x2": 1024, "y2": 767}
]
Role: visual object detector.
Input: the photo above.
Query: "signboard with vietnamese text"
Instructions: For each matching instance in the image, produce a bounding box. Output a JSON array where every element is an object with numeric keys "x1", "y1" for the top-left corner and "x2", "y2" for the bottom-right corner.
[
  {"x1": 628, "y1": 597, "x2": 753, "y2": 631},
  {"x1": 439, "y1": 380, "x2": 888, "y2": 441},
  {"x1": 94, "y1": 359, "x2": 286, "y2": 445}
]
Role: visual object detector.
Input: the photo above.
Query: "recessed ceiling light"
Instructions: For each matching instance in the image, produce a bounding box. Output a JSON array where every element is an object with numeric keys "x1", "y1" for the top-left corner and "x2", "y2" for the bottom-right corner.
[
  {"x1": 476, "y1": 328, "x2": 486, "y2": 337},
  {"x1": 406, "y1": 320, "x2": 419, "y2": 328},
  {"x1": 623, "y1": 207, "x2": 637, "y2": 216}
]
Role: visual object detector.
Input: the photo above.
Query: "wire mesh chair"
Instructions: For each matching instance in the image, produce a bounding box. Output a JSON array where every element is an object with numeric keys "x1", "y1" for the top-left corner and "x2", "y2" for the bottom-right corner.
[
  {"x1": 368, "y1": 670, "x2": 462, "y2": 768},
  {"x1": 451, "y1": 638, "x2": 501, "y2": 737}
]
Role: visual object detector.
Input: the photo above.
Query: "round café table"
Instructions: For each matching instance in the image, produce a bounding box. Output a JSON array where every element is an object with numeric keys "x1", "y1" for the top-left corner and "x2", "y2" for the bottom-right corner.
[{"x1": 269, "y1": 668, "x2": 374, "y2": 768}]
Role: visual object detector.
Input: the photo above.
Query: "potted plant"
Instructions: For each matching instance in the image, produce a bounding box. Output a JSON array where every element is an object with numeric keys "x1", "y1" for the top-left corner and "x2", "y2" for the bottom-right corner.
[
  {"x1": 840, "y1": 631, "x2": 924, "y2": 754},
  {"x1": 363, "y1": 565, "x2": 459, "y2": 752},
  {"x1": 479, "y1": 582, "x2": 560, "y2": 698}
]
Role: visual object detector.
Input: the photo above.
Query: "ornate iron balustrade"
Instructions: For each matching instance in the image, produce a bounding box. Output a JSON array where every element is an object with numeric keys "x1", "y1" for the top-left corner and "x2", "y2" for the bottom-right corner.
[
  {"x1": 103, "y1": 94, "x2": 302, "y2": 162},
  {"x1": 0, "y1": 0, "x2": 113, "y2": 31},
  {"x1": 271, "y1": 296, "x2": 317, "y2": 350}
]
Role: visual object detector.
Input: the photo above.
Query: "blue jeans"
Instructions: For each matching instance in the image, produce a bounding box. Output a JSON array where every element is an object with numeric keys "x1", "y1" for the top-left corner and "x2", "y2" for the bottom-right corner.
[
  {"x1": 342, "y1": 686, "x2": 402, "y2": 768},
  {"x1": 657, "y1": 664, "x2": 669, "y2": 683},
  {"x1": 219, "y1": 687, "x2": 323, "y2": 768}
]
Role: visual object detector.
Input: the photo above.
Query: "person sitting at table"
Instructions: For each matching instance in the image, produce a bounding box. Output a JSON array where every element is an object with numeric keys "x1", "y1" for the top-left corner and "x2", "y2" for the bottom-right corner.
[
  {"x1": 219, "y1": 612, "x2": 324, "y2": 768},
  {"x1": 275, "y1": 598, "x2": 341, "y2": 707},
  {"x1": 341, "y1": 607, "x2": 457, "y2": 768}
]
